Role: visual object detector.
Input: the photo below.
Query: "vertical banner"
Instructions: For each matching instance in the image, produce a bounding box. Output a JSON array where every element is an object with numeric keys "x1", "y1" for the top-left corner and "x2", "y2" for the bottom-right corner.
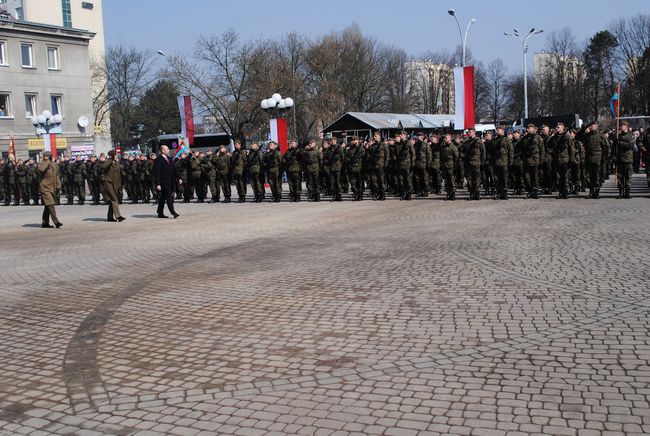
[
  {"x1": 8, "y1": 135, "x2": 15, "y2": 157},
  {"x1": 43, "y1": 134, "x2": 58, "y2": 159},
  {"x1": 177, "y1": 96, "x2": 195, "y2": 146},
  {"x1": 269, "y1": 118, "x2": 289, "y2": 154},
  {"x1": 453, "y1": 66, "x2": 475, "y2": 130}
]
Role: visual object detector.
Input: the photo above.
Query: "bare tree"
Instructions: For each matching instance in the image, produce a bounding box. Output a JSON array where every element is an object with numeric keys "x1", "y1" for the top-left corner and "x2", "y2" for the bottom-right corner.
[
  {"x1": 484, "y1": 59, "x2": 509, "y2": 124},
  {"x1": 104, "y1": 46, "x2": 155, "y2": 146}
]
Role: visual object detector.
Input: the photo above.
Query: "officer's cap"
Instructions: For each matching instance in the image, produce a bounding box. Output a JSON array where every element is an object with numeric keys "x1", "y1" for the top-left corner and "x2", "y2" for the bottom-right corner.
[{"x1": 620, "y1": 120, "x2": 630, "y2": 126}]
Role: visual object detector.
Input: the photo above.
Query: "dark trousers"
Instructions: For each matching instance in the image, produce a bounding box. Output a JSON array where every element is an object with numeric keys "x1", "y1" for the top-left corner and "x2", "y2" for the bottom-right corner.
[
  {"x1": 233, "y1": 173, "x2": 246, "y2": 197},
  {"x1": 287, "y1": 171, "x2": 302, "y2": 199},
  {"x1": 157, "y1": 186, "x2": 176, "y2": 216},
  {"x1": 525, "y1": 165, "x2": 539, "y2": 192},
  {"x1": 556, "y1": 163, "x2": 569, "y2": 195},
  {"x1": 494, "y1": 166, "x2": 508, "y2": 193}
]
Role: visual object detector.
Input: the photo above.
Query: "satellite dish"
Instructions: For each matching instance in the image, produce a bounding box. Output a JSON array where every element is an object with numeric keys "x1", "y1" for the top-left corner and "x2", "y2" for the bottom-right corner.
[{"x1": 78, "y1": 116, "x2": 89, "y2": 128}]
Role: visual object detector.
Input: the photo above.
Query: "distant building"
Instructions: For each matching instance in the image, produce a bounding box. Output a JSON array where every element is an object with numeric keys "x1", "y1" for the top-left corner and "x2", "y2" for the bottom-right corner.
[
  {"x1": 405, "y1": 60, "x2": 455, "y2": 115},
  {"x1": 533, "y1": 52, "x2": 584, "y2": 85},
  {"x1": 0, "y1": 18, "x2": 95, "y2": 159},
  {"x1": 1, "y1": 0, "x2": 111, "y2": 155}
]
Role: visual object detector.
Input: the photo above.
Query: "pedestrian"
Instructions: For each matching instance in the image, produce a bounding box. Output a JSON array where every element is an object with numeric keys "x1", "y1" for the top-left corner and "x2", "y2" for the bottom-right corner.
[
  {"x1": 37, "y1": 151, "x2": 63, "y2": 228},
  {"x1": 154, "y1": 145, "x2": 181, "y2": 218}
]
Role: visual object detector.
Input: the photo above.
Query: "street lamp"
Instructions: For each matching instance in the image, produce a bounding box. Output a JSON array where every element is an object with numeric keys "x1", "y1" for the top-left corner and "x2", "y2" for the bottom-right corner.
[
  {"x1": 447, "y1": 8, "x2": 476, "y2": 67},
  {"x1": 31, "y1": 110, "x2": 63, "y2": 133},
  {"x1": 504, "y1": 27, "x2": 543, "y2": 119},
  {"x1": 261, "y1": 93, "x2": 294, "y2": 154}
]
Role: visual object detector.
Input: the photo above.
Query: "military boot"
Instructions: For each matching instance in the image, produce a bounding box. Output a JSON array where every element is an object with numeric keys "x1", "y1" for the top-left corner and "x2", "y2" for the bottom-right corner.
[
  {"x1": 42, "y1": 207, "x2": 53, "y2": 228},
  {"x1": 624, "y1": 187, "x2": 631, "y2": 199},
  {"x1": 593, "y1": 189, "x2": 600, "y2": 199}
]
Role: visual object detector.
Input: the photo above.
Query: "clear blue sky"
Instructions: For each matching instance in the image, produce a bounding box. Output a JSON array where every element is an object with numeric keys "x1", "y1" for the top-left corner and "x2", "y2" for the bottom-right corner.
[{"x1": 104, "y1": 0, "x2": 648, "y2": 72}]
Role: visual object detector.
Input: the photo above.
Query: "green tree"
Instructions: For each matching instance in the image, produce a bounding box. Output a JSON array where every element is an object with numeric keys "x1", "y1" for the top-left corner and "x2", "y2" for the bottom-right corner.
[{"x1": 583, "y1": 30, "x2": 618, "y2": 121}]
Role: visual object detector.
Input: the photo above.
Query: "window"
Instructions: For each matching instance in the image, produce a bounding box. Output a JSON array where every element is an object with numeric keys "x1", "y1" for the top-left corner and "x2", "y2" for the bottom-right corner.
[
  {"x1": 81, "y1": 2, "x2": 94, "y2": 10},
  {"x1": 51, "y1": 95, "x2": 62, "y2": 116},
  {"x1": 0, "y1": 93, "x2": 11, "y2": 117},
  {"x1": 21, "y1": 43, "x2": 33, "y2": 68},
  {"x1": 0, "y1": 41, "x2": 7, "y2": 66},
  {"x1": 61, "y1": 0, "x2": 72, "y2": 28},
  {"x1": 24, "y1": 94, "x2": 36, "y2": 117},
  {"x1": 47, "y1": 46, "x2": 59, "y2": 70},
  {"x1": 15, "y1": 7, "x2": 23, "y2": 20}
]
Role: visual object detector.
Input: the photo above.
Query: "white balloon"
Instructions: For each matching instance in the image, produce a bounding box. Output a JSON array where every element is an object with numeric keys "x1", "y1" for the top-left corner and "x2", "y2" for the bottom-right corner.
[
  {"x1": 272, "y1": 93, "x2": 282, "y2": 103},
  {"x1": 42, "y1": 110, "x2": 52, "y2": 119},
  {"x1": 53, "y1": 114, "x2": 63, "y2": 124}
]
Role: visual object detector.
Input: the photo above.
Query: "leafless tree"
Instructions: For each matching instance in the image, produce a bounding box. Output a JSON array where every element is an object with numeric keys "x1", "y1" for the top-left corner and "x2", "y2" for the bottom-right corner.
[{"x1": 484, "y1": 59, "x2": 509, "y2": 124}]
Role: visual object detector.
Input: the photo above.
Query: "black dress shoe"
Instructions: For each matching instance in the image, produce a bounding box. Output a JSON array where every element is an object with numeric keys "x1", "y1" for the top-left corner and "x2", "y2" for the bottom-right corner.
[
  {"x1": 172, "y1": 213, "x2": 179, "y2": 219},
  {"x1": 107, "y1": 218, "x2": 117, "y2": 222},
  {"x1": 117, "y1": 216, "x2": 126, "y2": 222},
  {"x1": 55, "y1": 222, "x2": 63, "y2": 228},
  {"x1": 158, "y1": 214, "x2": 169, "y2": 219},
  {"x1": 42, "y1": 223, "x2": 54, "y2": 228}
]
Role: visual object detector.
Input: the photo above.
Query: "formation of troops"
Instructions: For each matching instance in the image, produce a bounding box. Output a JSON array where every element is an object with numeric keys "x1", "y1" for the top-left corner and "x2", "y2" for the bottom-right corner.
[{"x1": 1, "y1": 122, "x2": 649, "y2": 208}]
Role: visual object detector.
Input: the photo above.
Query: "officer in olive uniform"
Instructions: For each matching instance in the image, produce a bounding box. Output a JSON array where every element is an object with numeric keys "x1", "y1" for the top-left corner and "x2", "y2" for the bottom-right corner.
[
  {"x1": 246, "y1": 142, "x2": 264, "y2": 203},
  {"x1": 539, "y1": 125, "x2": 555, "y2": 194},
  {"x1": 213, "y1": 146, "x2": 231, "y2": 203},
  {"x1": 440, "y1": 133, "x2": 459, "y2": 201},
  {"x1": 26, "y1": 159, "x2": 37, "y2": 205},
  {"x1": 302, "y1": 139, "x2": 322, "y2": 202},
  {"x1": 15, "y1": 160, "x2": 28, "y2": 205},
  {"x1": 569, "y1": 130, "x2": 584, "y2": 194},
  {"x1": 521, "y1": 124, "x2": 543, "y2": 199},
  {"x1": 616, "y1": 120, "x2": 634, "y2": 199},
  {"x1": 264, "y1": 141, "x2": 282, "y2": 202},
  {"x1": 454, "y1": 136, "x2": 466, "y2": 190},
  {"x1": 580, "y1": 122, "x2": 607, "y2": 199},
  {"x1": 346, "y1": 136, "x2": 365, "y2": 201},
  {"x1": 61, "y1": 156, "x2": 74, "y2": 205},
  {"x1": 413, "y1": 132, "x2": 431, "y2": 197},
  {"x1": 38, "y1": 151, "x2": 63, "y2": 228},
  {"x1": 463, "y1": 128, "x2": 484, "y2": 200},
  {"x1": 482, "y1": 132, "x2": 496, "y2": 196},
  {"x1": 493, "y1": 127, "x2": 514, "y2": 200},
  {"x1": 174, "y1": 152, "x2": 190, "y2": 202},
  {"x1": 230, "y1": 141, "x2": 247, "y2": 202},
  {"x1": 551, "y1": 123, "x2": 574, "y2": 199},
  {"x1": 327, "y1": 138, "x2": 345, "y2": 202},
  {"x1": 137, "y1": 155, "x2": 151, "y2": 203},
  {"x1": 283, "y1": 140, "x2": 303, "y2": 202}
]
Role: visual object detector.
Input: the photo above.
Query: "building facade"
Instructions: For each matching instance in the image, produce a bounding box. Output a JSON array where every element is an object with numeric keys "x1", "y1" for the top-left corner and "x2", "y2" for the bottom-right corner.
[
  {"x1": 0, "y1": 18, "x2": 95, "y2": 159},
  {"x1": 1, "y1": 0, "x2": 111, "y2": 155}
]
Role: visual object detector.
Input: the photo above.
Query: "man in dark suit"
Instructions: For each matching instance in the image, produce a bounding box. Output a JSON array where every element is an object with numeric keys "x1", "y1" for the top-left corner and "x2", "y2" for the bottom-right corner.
[{"x1": 154, "y1": 145, "x2": 181, "y2": 218}]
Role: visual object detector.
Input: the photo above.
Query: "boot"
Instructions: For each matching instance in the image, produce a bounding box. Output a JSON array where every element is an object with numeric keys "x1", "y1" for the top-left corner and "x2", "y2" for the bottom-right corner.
[
  {"x1": 107, "y1": 203, "x2": 116, "y2": 222},
  {"x1": 237, "y1": 195, "x2": 245, "y2": 203},
  {"x1": 502, "y1": 190, "x2": 508, "y2": 200},
  {"x1": 48, "y1": 205, "x2": 62, "y2": 228},
  {"x1": 624, "y1": 187, "x2": 631, "y2": 199},
  {"x1": 42, "y1": 207, "x2": 53, "y2": 228},
  {"x1": 593, "y1": 189, "x2": 600, "y2": 199},
  {"x1": 450, "y1": 191, "x2": 456, "y2": 201},
  {"x1": 617, "y1": 188, "x2": 624, "y2": 199},
  {"x1": 209, "y1": 197, "x2": 218, "y2": 203}
]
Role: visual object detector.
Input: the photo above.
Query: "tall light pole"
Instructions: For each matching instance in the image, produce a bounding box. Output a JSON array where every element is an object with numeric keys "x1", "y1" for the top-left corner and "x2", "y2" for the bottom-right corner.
[
  {"x1": 447, "y1": 9, "x2": 476, "y2": 67},
  {"x1": 504, "y1": 28, "x2": 543, "y2": 119}
]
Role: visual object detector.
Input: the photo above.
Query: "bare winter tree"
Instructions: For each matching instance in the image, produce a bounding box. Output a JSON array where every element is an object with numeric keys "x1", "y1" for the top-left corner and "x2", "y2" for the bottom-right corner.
[
  {"x1": 104, "y1": 46, "x2": 155, "y2": 146},
  {"x1": 484, "y1": 59, "x2": 509, "y2": 124},
  {"x1": 164, "y1": 30, "x2": 267, "y2": 144}
]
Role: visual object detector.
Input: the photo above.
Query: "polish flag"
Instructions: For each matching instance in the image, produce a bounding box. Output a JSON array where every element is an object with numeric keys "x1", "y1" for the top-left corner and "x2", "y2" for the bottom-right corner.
[
  {"x1": 269, "y1": 117, "x2": 288, "y2": 154},
  {"x1": 177, "y1": 96, "x2": 195, "y2": 146},
  {"x1": 453, "y1": 66, "x2": 475, "y2": 130},
  {"x1": 43, "y1": 134, "x2": 58, "y2": 159}
]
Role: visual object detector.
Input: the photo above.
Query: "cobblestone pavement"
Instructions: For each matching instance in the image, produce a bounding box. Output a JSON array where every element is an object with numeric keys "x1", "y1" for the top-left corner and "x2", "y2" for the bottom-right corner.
[{"x1": 1, "y1": 175, "x2": 650, "y2": 436}]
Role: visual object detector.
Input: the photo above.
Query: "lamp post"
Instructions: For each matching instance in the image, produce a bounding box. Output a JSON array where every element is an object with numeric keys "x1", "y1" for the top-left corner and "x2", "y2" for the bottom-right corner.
[
  {"x1": 447, "y1": 9, "x2": 476, "y2": 67},
  {"x1": 504, "y1": 28, "x2": 543, "y2": 119},
  {"x1": 31, "y1": 110, "x2": 63, "y2": 159},
  {"x1": 261, "y1": 93, "x2": 294, "y2": 154}
]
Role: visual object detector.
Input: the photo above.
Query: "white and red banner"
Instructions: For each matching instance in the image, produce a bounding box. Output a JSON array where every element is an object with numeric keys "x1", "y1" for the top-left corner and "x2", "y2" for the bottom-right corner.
[
  {"x1": 43, "y1": 134, "x2": 58, "y2": 159},
  {"x1": 177, "y1": 96, "x2": 195, "y2": 146},
  {"x1": 453, "y1": 66, "x2": 475, "y2": 131},
  {"x1": 269, "y1": 117, "x2": 288, "y2": 155}
]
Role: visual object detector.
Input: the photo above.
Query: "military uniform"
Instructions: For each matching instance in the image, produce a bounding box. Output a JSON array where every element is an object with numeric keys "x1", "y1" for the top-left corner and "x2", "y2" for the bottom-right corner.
[
  {"x1": 302, "y1": 146, "x2": 322, "y2": 201},
  {"x1": 26, "y1": 162, "x2": 38, "y2": 205},
  {"x1": 100, "y1": 156, "x2": 124, "y2": 221},
  {"x1": 413, "y1": 139, "x2": 431, "y2": 197},
  {"x1": 283, "y1": 146, "x2": 302, "y2": 202},
  {"x1": 492, "y1": 133, "x2": 514, "y2": 200},
  {"x1": 482, "y1": 138, "x2": 496, "y2": 196},
  {"x1": 327, "y1": 143, "x2": 344, "y2": 201},
  {"x1": 174, "y1": 157, "x2": 190, "y2": 202},
  {"x1": 189, "y1": 155, "x2": 205, "y2": 202},
  {"x1": 246, "y1": 148, "x2": 264, "y2": 202},
  {"x1": 616, "y1": 129, "x2": 635, "y2": 198},
  {"x1": 440, "y1": 140, "x2": 459, "y2": 200},
  {"x1": 15, "y1": 162, "x2": 28, "y2": 205},
  {"x1": 463, "y1": 136, "x2": 484, "y2": 200},
  {"x1": 264, "y1": 148, "x2": 282, "y2": 202},
  {"x1": 540, "y1": 133, "x2": 555, "y2": 194},
  {"x1": 346, "y1": 142, "x2": 365, "y2": 201},
  {"x1": 38, "y1": 156, "x2": 62, "y2": 228},
  {"x1": 521, "y1": 132, "x2": 543, "y2": 198},
  {"x1": 368, "y1": 140, "x2": 386, "y2": 200},
  {"x1": 395, "y1": 139, "x2": 415, "y2": 200},
  {"x1": 204, "y1": 154, "x2": 218, "y2": 202},
  {"x1": 320, "y1": 146, "x2": 332, "y2": 196},
  {"x1": 552, "y1": 133, "x2": 574, "y2": 199},
  {"x1": 72, "y1": 159, "x2": 87, "y2": 204},
  {"x1": 138, "y1": 158, "x2": 152, "y2": 203},
  {"x1": 582, "y1": 128, "x2": 607, "y2": 198},
  {"x1": 230, "y1": 148, "x2": 247, "y2": 202},
  {"x1": 429, "y1": 140, "x2": 442, "y2": 194},
  {"x1": 570, "y1": 138, "x2": 585, "y2": 194},
  {"x1": 62, "y1": 159, "x2": 74, "y2": 204}
]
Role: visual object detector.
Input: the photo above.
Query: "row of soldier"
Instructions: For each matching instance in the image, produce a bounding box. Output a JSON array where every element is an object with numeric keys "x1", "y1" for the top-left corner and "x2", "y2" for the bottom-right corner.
[{"x1": 1, "y1": 121, "x2": 646, "y2": 206}]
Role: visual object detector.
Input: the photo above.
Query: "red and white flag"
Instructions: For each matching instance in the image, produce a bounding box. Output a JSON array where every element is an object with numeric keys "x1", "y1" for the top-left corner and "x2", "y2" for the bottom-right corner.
[
  {"x1": 8, "y1": 134, "x2": 15, "y2": 158},
  {"x1": 43, "y1": 133, "x2": 58, "y2": 159},
  {"x1": 453, "y1": 66, "x2": 475, "y2": 130},
  {"x1": 269, "y1": 117, "x2": 288, "y2": 155},
  {"x1": 177, "y1": 96, "x2": 195, "y2": 146}
]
